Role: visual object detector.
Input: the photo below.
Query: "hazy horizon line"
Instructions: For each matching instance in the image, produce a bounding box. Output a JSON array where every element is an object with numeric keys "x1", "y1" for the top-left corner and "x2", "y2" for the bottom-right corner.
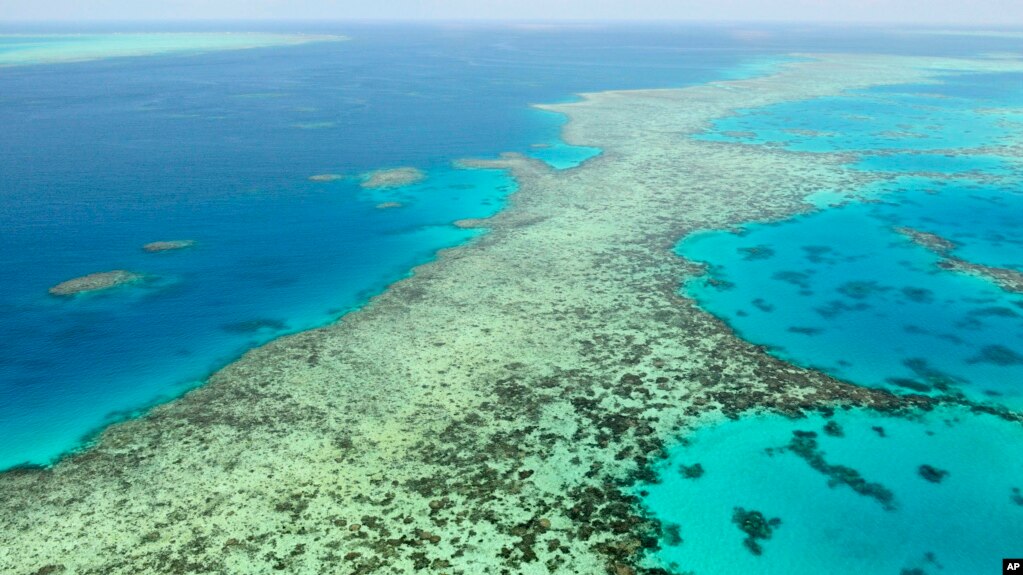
[{"x1": 1, "y1": 18, "x2": 1022, "y2": 28}]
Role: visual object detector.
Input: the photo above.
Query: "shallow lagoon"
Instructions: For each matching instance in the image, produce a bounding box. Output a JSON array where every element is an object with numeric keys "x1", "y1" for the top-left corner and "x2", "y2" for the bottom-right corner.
[
  {"x1": 639, "y1": 407, "x2": 1023, "y2": 575},
  {"x1": 680, "y1": 178, "x2": 1023, "y2": 406},
  {"x1": 645, "y1": 58, "x2": 1023, "y2": 573},
  {"x1": 698, "y1": 72, "x2": 1023, "y2": 153},
  {"x1": 678, "y1": 66, "x2": 1023, "y2": 407}
]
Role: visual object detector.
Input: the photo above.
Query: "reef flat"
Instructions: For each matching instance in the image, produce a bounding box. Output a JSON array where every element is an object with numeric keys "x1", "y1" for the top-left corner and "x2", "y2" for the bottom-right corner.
[
  {"x1": 897, "y1": 226, "x2": 1023, "y2": 293},
  {"x1": 308, "y1": 174, "x2": 346, "y2": 183},
  {"x1": 361, "y1": 167, "x2": 427, "y2": 189},
  {"x1": 0, "y1": 33, "x2": 345, "y2": 67},
  {"x1": 48, "y1": 270, "x2": 143, "y2": 296},
  {"x1": 143, "y1": 240, "x2": 196, "y2": 253},
  {"x1": 3, "y1": 54, "x2": 1021, "y2": 574}
]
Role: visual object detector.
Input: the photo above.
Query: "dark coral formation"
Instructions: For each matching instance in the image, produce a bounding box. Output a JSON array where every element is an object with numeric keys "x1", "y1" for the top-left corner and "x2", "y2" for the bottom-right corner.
[
  {"x1": 887, "y1": 378, "x2": 933, "y2": 393},
  {"x1": 220, "y1": 318, "x2": 288, "y2": 333},
  {"x1": 895, "y1": 227, "x2": 957, "y2": 255},
  {"x1": 679, "y1": 463, "x2": 704, "y2": 479},
  {"x1": 968, "y1": 345, "x2": 1023, "y2": 366},
  {"x1": 838, "y1": 280, "x2": 889, "y2": 300},
  {"x1": 895, "y1": 226, "x2": 1023, "y2": 294},
  {"x1": 739, "y1": 245, "x2": 775, "y2": 260},
  {"x1": 918, "y1": 465, "x2": 949, "y2": 484},
  {"x1": 823, "y1": 420, "x2": 844, "y2": 437},
  {"x1": 731, "y1": 507, "x2": 781, "y2": 556},
  {"x1": 787, "y1": 430, "x2": 897, "y2": 510},
  {"x1": 902, "y1": 358, "x2": 960, "y2": 392}
]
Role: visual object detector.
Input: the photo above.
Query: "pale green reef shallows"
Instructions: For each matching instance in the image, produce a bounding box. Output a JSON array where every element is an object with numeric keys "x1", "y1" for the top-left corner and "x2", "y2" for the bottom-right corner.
[
  {"x1": 0, "y1": 33, "x2": 345, "y2": 67},
  {"x1": 3, "y1": 54, "x2": 1023, "y2": 574}
]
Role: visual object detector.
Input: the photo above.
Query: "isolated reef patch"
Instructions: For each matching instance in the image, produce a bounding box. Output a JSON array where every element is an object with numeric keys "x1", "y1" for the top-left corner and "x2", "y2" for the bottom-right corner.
[
  {"x1": 48, "y1": 270, "x2": 144, "y2": 296},
  {"x1": 142, "y1": 240, "x2": 195, "y2": 253},
  {"x1": 308, "y1": 173, "x2": 345, "y2": 182},
  {"x1": 360, "y1": 167, "x2": 426, "y2": 189}
]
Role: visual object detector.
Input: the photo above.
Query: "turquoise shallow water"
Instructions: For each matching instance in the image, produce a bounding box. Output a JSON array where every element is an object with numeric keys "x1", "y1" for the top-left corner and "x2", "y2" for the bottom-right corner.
[
  {"x1": 678, "y1": 70, "x2": 1023, "y2": 407},
  {"x1": 644, "y1": 54, "x2": 1023, "y2": 573},
  {"x1": 681, "y1": 178, "x2": 1023, "y2": 406},
  {"x1": 638, "y1": 408, "x2": 1023, "y2": 575},
  {"x1": 698, "y1": 73, "x2": 1023, "y2": 152},
  {"x1": 852, "y1": 153, "x2": 1010, "y2": 174}
]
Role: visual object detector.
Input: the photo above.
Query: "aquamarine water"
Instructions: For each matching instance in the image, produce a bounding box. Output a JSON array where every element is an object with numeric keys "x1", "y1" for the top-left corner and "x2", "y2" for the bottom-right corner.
[
  {"x1": 639, "y1": 408, "x2": 1023, "y2": 575},
  {"x1": 679, "y1": 70, "x2": 1023, "y2": 407},
  {"x1": 698, "y1": 72, "x2": 1023, "y2": 153},
  {"x1": 852, "y1": 153, "x2": 1010, "y2": 174},
  {"x1": 643, "y1": 45, "x2": 1023, "y2": 574},
  {"x1": 681, "y1": 178, "x2": 1023, "y2": 406}
]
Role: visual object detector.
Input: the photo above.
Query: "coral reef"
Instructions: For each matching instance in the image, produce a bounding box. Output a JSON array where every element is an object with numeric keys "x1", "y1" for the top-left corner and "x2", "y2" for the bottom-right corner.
[
  {"x1": 142, "y1": 240, "x2": 195, "y2": 253},
  {"x1": 221, "y1": 318, "x2": 289, "y2": 334},
  {"x1": 4, "y1": 53, "x2": 1023, "y2": 574},
  {"x1": 360, "y1": 167, "x2": 426, "y2": 189},
  {"x1": 308, "y1": 173, "x2": 345, "y2": 182},
  {"x1": 918, "y1": 465, "x2": 949, "y2": 483},
  {"x1": 731, "y1": 507, "x2": 781, "y2": 555},
  {"x1": 453, "y1": 218, "x2": 489, "y2": 229},
  {"x1": 787, "y1": 430, "x2": 897, "y2": 510},
  {"x1": 895, "y1": 226, "x2": 1023, "y2": 294},
  {"x1": 678, "y1": 463, "x2": 704, "y2": 479},
  {"x1": 48, "y1": 270, "x2": 143, "y2": 296}
]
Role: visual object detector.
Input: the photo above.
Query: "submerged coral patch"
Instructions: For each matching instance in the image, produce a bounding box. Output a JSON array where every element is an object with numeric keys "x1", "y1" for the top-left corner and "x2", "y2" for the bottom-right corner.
[
  {"x1": 48, "y1": 270, "x2": 144, "y2": 296},
  {"x1": 220, "y1": 318, "x2": 288, "y2": 333},
  {"x1": 732, "y1": 507, "x2": 781, "y2": 555},
  {"x1": 638, "y1": 409, "x2": 1023, "y2": 575},
  {"x1": 142, "y1": 240, "x2": 195, "y2": 253},
  {"x1": 308, "y1": 173, "x2": 345, "y2": 182},
  {"x1": 360, "y1": 167, "x2": 426, "y2": 189}
]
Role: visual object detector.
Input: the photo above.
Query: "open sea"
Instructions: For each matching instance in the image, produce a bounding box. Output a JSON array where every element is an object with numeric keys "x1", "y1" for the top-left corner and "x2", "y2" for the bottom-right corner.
[{"x1": 1, "y1": 22, "x2": 1022, "y2": 574}]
